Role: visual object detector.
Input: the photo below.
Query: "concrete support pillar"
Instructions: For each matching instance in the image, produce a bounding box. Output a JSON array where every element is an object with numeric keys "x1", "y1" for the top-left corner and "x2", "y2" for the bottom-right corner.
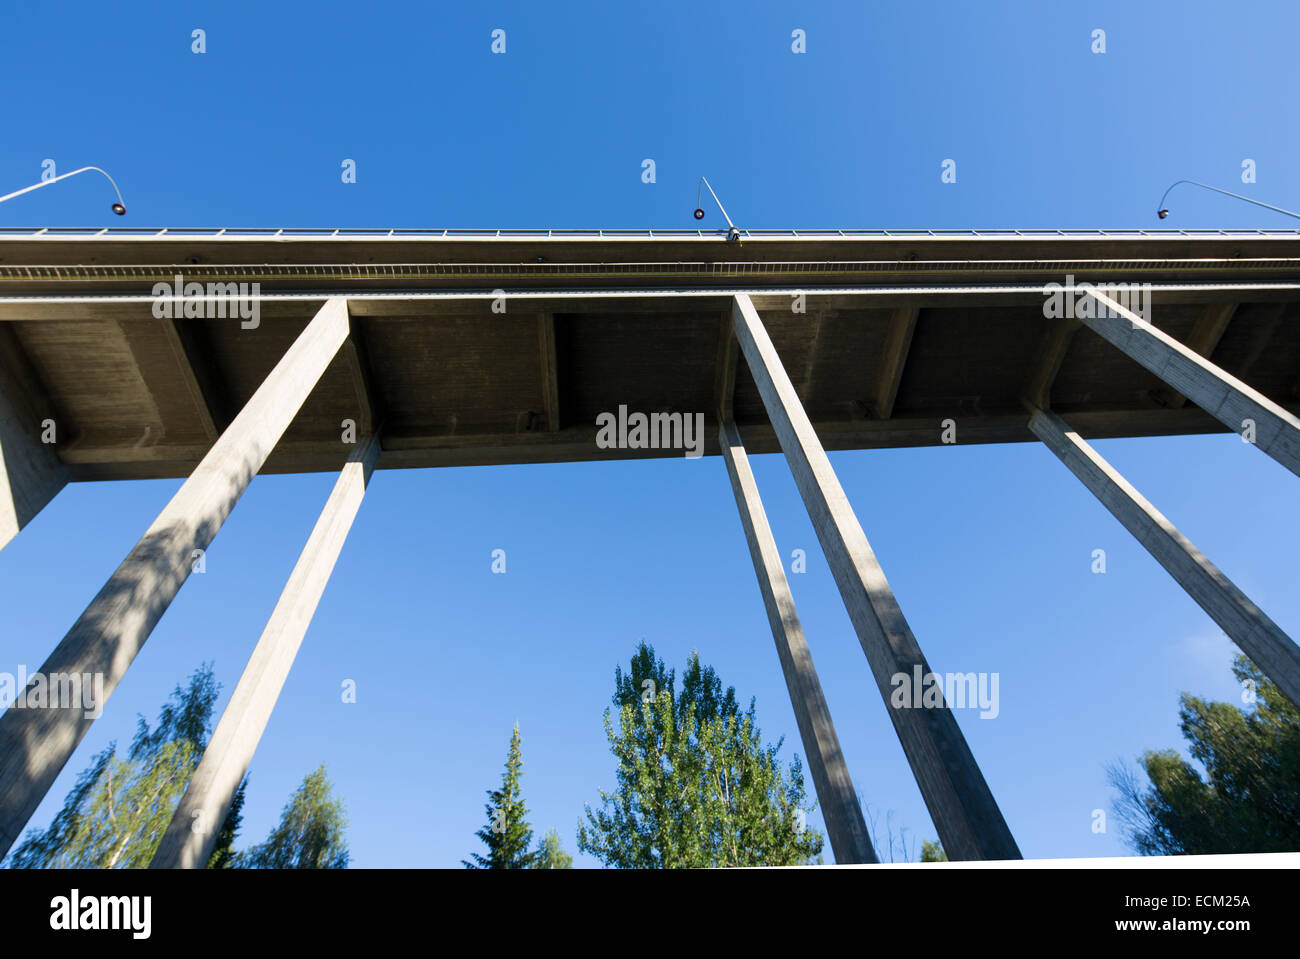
[
  {"x1": 1029, "y1": 405, "x2": 1300, "y2": 707},
  {"x1": 730, "y1": 293, "x2": 1019, "y2": 861},
  {"x1": 1082, "y1": 289, "x2": 1300, "y2": 479},
  {"x1": 0, "y1": 298, "x2": 351, "y2": 858},
  {"x1": 0, "y1": 334, "x2": 67, "y2": 553},
  {"x1": 719, "y1": 419, "x2": 876, "y2": 864},
  {"x1": 152, "y1": 434, "x2": 379, "y2": 869}
]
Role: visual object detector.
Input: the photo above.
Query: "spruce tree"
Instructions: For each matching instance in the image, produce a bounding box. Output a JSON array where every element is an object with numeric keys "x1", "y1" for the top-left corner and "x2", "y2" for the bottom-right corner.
[
  {"x1": 464, "y1": 723, "x2": 535, "y2": 868},
  {"x1": 206, "y1": 775, "x2": 248, "y2": 869}
]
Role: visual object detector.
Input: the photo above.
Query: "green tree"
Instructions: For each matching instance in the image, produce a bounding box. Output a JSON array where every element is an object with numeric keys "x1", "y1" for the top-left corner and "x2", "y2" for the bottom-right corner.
[
  {"x1": 240, "y1": 764, "x2": 349, "y2": 868},
  {"x1": 464, "y1": 723, "x2": 536, "y2": 868},
  {"x1": 531, "y1": 828, "x2": 574, "y2": 869},
  {"x1": 920, "y1": 840, "x2": 948, "y2": 862},
  {"x1": 6, "y1": 664, "x2": 235, "y2": 869},
  {"x1": 1108, "y1": 654, "x2": 1300, "y2": 855},
  {"x1": 206, "y1": 776, "x2": 247, "y2": 869},
  {"x1": 578, "y1": 642, "x2": 824, "y2": 867}
]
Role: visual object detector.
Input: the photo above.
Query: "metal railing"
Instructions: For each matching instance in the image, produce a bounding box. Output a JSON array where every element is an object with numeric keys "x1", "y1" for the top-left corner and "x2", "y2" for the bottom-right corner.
[{"x1": 1, "y1": 227, "x2": 1299, "y2": 240}]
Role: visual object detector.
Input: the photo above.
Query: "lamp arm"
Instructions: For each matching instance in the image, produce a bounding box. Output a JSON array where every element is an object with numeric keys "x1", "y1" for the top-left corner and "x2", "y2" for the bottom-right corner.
[
  {"x1": 0, "y1": 166, "x2": 126, "y2": 214},
  {"x1": 1158, "y1": 179, "x2": 1300, "y2": 221}
]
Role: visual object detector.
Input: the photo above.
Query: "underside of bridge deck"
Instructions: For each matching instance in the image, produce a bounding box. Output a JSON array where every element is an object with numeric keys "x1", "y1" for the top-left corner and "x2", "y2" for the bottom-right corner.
[{"x1": 0, "y1": 230, "x2": 1297, "y2": 480}]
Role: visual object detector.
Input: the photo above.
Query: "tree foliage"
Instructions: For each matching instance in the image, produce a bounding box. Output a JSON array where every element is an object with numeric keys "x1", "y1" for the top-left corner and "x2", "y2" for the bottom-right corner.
[
  {"x1": 1108, "y1": 654, "x2": 1300, "y2": 855},
  {"x1": 464, "y1": 723, "x2": 535, "y2": 868},
  {"x1": 6, "y1": 664, "x2": 228, "y2": 869},
  {"x1": 206, "y1": 776, "x2": 247, "y2": 869},
  {"x1": 240, "y1": 764, "x2": 349, "y2": 869},
  {"x1": 920, "y1": 840, "x2": 948, "y2": 862},
  {"x1": 531, "y1": 828, "x2": 573, "y2": 869},
  {"x1": 6, "y1": 664, "x2": 349, "y2": 870},
  {"x1": 578, "y1": 642, "x2": 823, "y2": 867}
]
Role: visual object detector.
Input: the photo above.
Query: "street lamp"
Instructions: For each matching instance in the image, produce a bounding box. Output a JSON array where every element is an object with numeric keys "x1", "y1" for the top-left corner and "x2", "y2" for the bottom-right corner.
[
  {"x1": 693, "y1": 176, "x2": 741, "y2": 242},
  {"x1": 1156, "y1": 179, "x2": 1299, "y2": 222},
  {"x1": 0, "y1": 166, "x2": 127, "y2": 215}
]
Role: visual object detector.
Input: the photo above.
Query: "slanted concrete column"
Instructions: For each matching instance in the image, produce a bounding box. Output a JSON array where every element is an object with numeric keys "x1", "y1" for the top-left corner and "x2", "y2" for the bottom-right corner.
[
  {"x1": 152, "y1": 434, "x2": 379, "y2": 869},
  {"x1": 0, "y1": 298, "x2": 352, "y2": 859},
  {"x1": 1029, "y1": 405, "x2": 1300, "y2": 708},
  {"x1": 731, "y1": 293, "x2": 1020, "y2": 861},
  {"x1": 1082, "y1": 289, "x2": 1300, "y2": 479},
  {"x1": 0, "y1": 332, "x2": 67, "y2": 553},
  {"x1": 719, "y1": 419, "x2": 876, "y2": 864}
]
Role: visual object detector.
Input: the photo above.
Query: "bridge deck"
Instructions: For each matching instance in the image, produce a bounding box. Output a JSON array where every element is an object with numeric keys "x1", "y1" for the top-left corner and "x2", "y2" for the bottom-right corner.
[{"x1": 1, "y1": 230, "x2": 1297, "y2": 480}]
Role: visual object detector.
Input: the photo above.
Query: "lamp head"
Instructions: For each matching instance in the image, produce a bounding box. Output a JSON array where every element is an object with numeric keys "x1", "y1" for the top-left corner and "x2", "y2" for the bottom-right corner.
[
  {"x1": 111, "y1": 202, "x2": 126, "y2": 216},
  {"x1": 692, "y1": 208, "x2": 705, "y2": 220},
  {"x1": 1156, "y1": 208, "x2": 1169, "y2": 219}
]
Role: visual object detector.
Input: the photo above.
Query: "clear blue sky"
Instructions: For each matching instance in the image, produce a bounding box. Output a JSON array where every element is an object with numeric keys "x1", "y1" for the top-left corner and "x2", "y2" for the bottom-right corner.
[{"x1": 1, "y1": 0, "x2": 1297, "y2": 865}]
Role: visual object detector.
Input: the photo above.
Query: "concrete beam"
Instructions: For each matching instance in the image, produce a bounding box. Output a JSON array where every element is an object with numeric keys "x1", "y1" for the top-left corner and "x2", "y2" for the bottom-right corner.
[
  {"x1": 538, "y1": 314, "x2": 560, "y2": 431},
  {"x1": 718, "y1": 418, "x2": 876, "y2": 864},
  {"x1": 0, "y1": 298, "x2": 352, "y2": 858},
  {"x1": 1233, "y1": 302, "x2": 1286, "y2": 382},
  {"x1": 800, "y1": 312, "x2": 824, "y2": 411},
  {"x1": 1028, "y1": 405, "x2": 1300, "y2": 708},
  {"x1": 731, "y1": 293, "x2": 1020, "y2": 861},
  {"x1": 713, "y1": 309, "x2": 739, "y2": 425},
  {"x1": 341, "y1": 316, "x2": 383, "y2": 437},
  {"x1": 1083, "y1": 289, "x2": 1300, "y2": 478},
  {"x1": 158, "y1": 317, "x2": 226, "y2": 441},
  {"x1": 873, "y1": 307, "x2": 919, "y2": 419},
  {"x1": 116, "y1": 317, "x2": 232, "y2": 445},
  {"x1": 0, "y1": 326, "x2": 67, "y2": 553},
  {"x1": 1020, "y1": 317, "x2": 1079, "y2": 411},
  {"x1": 1153, "y1": 303, "x2": 1236, "y2": 409},
  {"x1": 151, "y1": 433, "x2": 380, "y2": 869}
]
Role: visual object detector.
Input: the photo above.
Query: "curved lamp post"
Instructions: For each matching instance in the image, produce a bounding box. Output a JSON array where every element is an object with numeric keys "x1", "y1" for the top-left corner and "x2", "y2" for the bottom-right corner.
[
  {"x1": 1156, "y1": 179, "x2": 1299, "y2": 222},
  {"x1": 694, "y1": 176, "x2": 741, "y2": 242},
  {"x1": 0, "y1": 166, "x2": 126, "y2": 215}
]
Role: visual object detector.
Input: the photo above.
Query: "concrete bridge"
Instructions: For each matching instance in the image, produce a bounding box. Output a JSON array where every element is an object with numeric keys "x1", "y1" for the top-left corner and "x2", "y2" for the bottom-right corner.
[{"x1": 0, "y1": 227, "x2": 1297, "y2": 866}]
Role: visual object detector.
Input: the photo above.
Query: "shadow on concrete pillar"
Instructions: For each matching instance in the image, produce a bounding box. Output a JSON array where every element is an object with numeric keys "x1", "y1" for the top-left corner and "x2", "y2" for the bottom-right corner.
[{"x1": 0, "y1": 298, "x2": 352, "y2": 859}]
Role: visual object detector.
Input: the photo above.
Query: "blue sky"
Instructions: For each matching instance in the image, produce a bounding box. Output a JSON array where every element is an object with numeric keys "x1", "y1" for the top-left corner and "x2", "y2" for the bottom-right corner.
[{"x1": 1, "y1": 0, "x2": 1298, "y2": 866}]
